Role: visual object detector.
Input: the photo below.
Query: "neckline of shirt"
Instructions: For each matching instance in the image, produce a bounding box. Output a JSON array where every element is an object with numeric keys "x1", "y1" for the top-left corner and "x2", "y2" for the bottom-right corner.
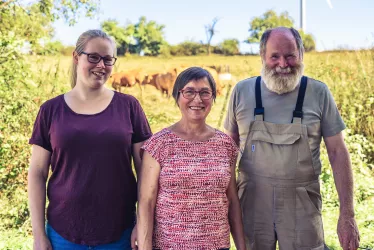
[
  {"x1": 163, "y1": 127, "x2": 218, "y2": 143},
  {"x1": 62, "y1": 91, "x2": 117, "y2": 116}
]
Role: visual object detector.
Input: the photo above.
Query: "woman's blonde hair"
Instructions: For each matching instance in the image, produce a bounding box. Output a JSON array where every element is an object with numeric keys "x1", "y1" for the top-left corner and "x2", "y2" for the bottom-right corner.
[{"x1": 70, "y1": 30, "x2": 115, "y2": 88}]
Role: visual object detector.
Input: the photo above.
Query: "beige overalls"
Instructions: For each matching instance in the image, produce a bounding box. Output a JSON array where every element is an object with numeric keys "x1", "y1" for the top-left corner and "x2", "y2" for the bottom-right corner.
[{"x1": 237, "y1": 76, "x2": 326, "y2": 250}]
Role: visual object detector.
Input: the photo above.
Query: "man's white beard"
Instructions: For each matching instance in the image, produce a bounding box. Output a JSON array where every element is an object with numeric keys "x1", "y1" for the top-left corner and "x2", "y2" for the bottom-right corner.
[{"x1": 261, "y1": 63, "x2": 304, "y2": 95}]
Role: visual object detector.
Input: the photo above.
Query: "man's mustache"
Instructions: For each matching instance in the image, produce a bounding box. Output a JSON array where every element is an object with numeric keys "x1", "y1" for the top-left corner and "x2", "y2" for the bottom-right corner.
[{"x1": 270, "y1": 66, "x2": 297, "y2": 76}]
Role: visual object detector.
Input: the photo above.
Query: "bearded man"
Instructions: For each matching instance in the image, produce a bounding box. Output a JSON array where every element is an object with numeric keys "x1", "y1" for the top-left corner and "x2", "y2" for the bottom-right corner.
[{"x1": 224, "y1": 27, "x2": 360, "y2": 250}]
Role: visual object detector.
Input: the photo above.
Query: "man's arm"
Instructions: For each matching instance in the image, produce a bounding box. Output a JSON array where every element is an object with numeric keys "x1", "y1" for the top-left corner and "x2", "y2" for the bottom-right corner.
[
  {"x1": 225, "y1": 130, "x2": 240, "y2": 146},
  {"x1": 324, "y1": 132, "x2": 360, "y2": 250}
]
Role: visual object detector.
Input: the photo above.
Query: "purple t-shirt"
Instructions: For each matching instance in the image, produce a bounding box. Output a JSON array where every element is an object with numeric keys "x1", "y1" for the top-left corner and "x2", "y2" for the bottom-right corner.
[{"x1": 29, "y1": 92, "x2": 152, "y2": 245}]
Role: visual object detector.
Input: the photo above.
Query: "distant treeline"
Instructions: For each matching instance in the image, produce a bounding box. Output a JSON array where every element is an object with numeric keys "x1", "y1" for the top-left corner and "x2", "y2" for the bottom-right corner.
[
  {"x1": 38, "y1": 39, "x2": 242, "y2": 57},
  {"x1": 2, "y1": 0, "x2": 317, "y2": 57},
  {"x1": 21, "y1": 8, "x2": 318, "y2": 57}
]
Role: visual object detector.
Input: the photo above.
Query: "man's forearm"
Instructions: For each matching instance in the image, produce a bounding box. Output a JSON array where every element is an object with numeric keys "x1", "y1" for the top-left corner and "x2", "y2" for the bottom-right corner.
[
  {"x1": 329, "y1": 147, "x2": 355, "y2": 216},
  {"x1": 225, "y1": 130, "x2": 240, "y2": 146}
]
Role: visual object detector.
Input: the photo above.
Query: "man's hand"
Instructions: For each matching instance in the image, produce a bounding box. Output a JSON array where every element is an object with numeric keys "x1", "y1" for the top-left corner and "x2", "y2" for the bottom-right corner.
[
  {"x1": 131, "y1": 224, "x2": 138, "y2": 250},
  {"x1": 337, "y1": 214, "x2": 360, "y2": 250}
]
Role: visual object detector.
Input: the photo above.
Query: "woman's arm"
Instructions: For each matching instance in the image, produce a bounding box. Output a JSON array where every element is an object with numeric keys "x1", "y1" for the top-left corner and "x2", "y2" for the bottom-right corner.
[
  {"x1": 227, "y1": 162, "x2": 246, "y2": 250},
  {"x1": 137, "y1": 151, "x2": 161, "y2": 250},
  {"x1": 28, "y1": 145, "x2": 52, "y2": 250},
  {"x1": 132, "y1": 141, "x2": 145, "y2": 179},
  {"x1": 131, "y1": 141, "x2": 147, "y2": 249}
]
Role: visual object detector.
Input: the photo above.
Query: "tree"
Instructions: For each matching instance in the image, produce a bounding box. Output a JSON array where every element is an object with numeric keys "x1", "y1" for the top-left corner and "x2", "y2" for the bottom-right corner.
[
  {"x1": 102, "y1": 17, "x2": 166, "y2": 56},
  {"x1": 299, "y1": 31, "x2": 316, "y2": 52},
  {"x1": 0, "y1": 1, "x2": 53, "y2": 55},
  {"x1": 216, "y1": 39, "x2": 240, "y2": 56},
  {"x1": 40, "y1": 0, "x2": 100, "y2": 26},
  {"x1": 1, "y1": 0, "x2": 99, "y2": 58},
  {"x1": 247, "y1": 10, "x2": 294, "y2": 43},
  {"x1": 134, "y1": 16, "x2": 165, "y2": 56},
  {"x1": 101, "y1": 19, "x2": 135, "y2": 55},
  {"x1": 246, "y1": 10, "x2": 316, "y2": 52},
  {"x1": 205, "y1": 17, "x2": 219, "y2": 55}
]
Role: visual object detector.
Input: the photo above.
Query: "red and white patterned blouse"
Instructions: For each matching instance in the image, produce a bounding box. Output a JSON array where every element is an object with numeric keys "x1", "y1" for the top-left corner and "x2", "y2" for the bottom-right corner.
[{"x1": 141, "y1": 128, "x2": 239, "y2": 250}]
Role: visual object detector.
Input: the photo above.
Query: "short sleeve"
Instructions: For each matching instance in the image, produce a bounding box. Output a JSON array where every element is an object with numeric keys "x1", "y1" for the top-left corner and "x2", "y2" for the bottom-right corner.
[
  {"x1": 320, "y1": 85, "x2": 346, "y2": 137},
  {"x1": 130, "y1": 99, "x2": 152, "y2": 143},
  {"x1": 141, "y1": 133, "x2": 165, "y2": 163},
  {"x1": 29, "y1": 105, "x2": 52, "y2": 152},
  {"x1": 224, "y1": 85, "x2": 239, "y2": 134}
]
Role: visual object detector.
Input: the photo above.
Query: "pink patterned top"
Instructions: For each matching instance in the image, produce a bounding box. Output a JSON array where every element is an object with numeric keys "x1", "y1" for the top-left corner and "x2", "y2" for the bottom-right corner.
[{"x1": 141, "y1": 128, "x2": 239, "y2": 250}]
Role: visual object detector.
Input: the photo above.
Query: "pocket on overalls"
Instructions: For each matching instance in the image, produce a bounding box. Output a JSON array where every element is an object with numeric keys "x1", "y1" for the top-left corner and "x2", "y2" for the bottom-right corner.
[
  {"x1": 250, "y1": 131, "x2": 301, "y2": 179},
  {"x1": 295, "y1": 182, "x2": 324, "y2": 248}
]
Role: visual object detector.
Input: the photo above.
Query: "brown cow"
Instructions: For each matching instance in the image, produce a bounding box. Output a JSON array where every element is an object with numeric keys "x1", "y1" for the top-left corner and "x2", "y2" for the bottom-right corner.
[
  {"x1": 141, "y1": 68, "x2": 178, "y2": 98},
  {"x1": 155, "y1": 71, "x2": 177, "y2": 98},
  {"x1": 141, "y1": 72, "x2": 159, "y2": 88},
  {"x1": 106, "y1": 69, "x2": 146, "y2": 92}
]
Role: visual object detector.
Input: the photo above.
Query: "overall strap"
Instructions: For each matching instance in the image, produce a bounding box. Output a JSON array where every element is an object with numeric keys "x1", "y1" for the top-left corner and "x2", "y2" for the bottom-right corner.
[
  {"x1": 292, "y1": 76, "x2": 308, "y2": 124},
  {"x1": 254, "y1": 76, "x2": 264, "y2": 121}
]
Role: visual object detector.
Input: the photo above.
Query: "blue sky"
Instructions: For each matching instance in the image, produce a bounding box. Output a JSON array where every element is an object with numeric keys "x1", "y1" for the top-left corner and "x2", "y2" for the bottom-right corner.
[{"x1": 52, "y1": 0, "x2": 374, "y2": 53}]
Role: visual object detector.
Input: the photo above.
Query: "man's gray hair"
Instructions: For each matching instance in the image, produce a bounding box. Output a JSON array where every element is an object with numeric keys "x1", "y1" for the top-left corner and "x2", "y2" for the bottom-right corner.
[{"x1": 259, "y1": 27, "x2": 305, "y2": 59}]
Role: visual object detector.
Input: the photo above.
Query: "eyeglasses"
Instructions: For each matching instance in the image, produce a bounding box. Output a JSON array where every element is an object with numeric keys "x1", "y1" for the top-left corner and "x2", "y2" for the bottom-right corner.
[
  {"x1": 179, "y1": 89, "x2": 213, "y2": 100},
  {"x1": 80, "y1": 52, "x2": 117, "y2": 66}
]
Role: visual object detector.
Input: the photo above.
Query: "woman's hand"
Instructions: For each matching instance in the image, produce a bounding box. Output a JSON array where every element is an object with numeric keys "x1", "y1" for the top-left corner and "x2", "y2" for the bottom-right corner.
[
  {"x1": 131, "y1": 224, "x2": 138, "y2": 250},
  {"x1": 33, "y1": 234, "x2": 52, "y2": 250}
]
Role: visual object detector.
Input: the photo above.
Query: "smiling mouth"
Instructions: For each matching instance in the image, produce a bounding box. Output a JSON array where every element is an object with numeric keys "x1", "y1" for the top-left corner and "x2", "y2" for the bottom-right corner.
[
  {"x1": 189, "y1": 106, "x2": 205, "y2": 110},
  {"x1": 92, "y1": 72, "x2": 105, "y2": 77}
]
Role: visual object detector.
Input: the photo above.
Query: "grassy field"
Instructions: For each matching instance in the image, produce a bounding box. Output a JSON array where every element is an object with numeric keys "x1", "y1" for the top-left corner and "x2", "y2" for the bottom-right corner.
[{"x1": 1, "y1": 53, "x2": 373, "y2": 249}]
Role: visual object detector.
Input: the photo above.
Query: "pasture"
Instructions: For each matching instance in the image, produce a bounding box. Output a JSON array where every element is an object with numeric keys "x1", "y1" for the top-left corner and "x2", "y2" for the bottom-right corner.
[{"x1": 0, "y1": 52, "x2": 373, "y2": 249}]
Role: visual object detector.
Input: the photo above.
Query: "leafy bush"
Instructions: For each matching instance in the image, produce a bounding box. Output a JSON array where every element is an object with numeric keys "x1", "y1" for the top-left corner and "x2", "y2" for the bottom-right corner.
[
  {"x1": 214, "y1": 39, "x2": 240, "y2": 56},
  {"x1": 170, "y1": 41, "x2": 207, "y2": 56}
]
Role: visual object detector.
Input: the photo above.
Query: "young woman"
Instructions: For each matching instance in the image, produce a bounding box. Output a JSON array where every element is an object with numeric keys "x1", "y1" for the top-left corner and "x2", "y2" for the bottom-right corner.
[{"x1": 28, "y1": 30, "x2": 152, "y2": 250}]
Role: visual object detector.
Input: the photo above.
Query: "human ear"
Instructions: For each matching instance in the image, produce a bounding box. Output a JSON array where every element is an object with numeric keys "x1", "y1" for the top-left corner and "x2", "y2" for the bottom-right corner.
[{"x1": 73, "y1": 51, "x2": 79, "y2": 64}]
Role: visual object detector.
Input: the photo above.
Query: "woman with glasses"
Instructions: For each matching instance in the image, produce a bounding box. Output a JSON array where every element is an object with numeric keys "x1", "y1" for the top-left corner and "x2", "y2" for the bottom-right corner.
[
  {"x1": 28, "y1": 30, "x2": 152, "y2": 250},
  {"x1": 136, "y1": 67, "x2": 246, "y2": 250}
]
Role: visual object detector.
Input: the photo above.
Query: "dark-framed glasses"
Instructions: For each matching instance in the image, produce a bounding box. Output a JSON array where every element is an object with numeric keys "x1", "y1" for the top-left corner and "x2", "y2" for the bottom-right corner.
[
  {"x1": 81, "y1": 52, "x2": 117, "y2": 66},
  {"x1": 179, "y1": 89, "x2": 213, "y2": 100}
]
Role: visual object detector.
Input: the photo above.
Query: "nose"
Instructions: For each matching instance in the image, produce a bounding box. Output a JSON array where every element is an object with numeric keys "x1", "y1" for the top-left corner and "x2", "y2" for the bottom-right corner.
[
  {"x1": 96, "y1": 58, "x2": 105, "y2": 68},
  {"x1": 193, "y1": 92, "x2": 203, "y2": 102},
  {"x1": 279, "y1": 56, "x2": 288, "y2": 68}
]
